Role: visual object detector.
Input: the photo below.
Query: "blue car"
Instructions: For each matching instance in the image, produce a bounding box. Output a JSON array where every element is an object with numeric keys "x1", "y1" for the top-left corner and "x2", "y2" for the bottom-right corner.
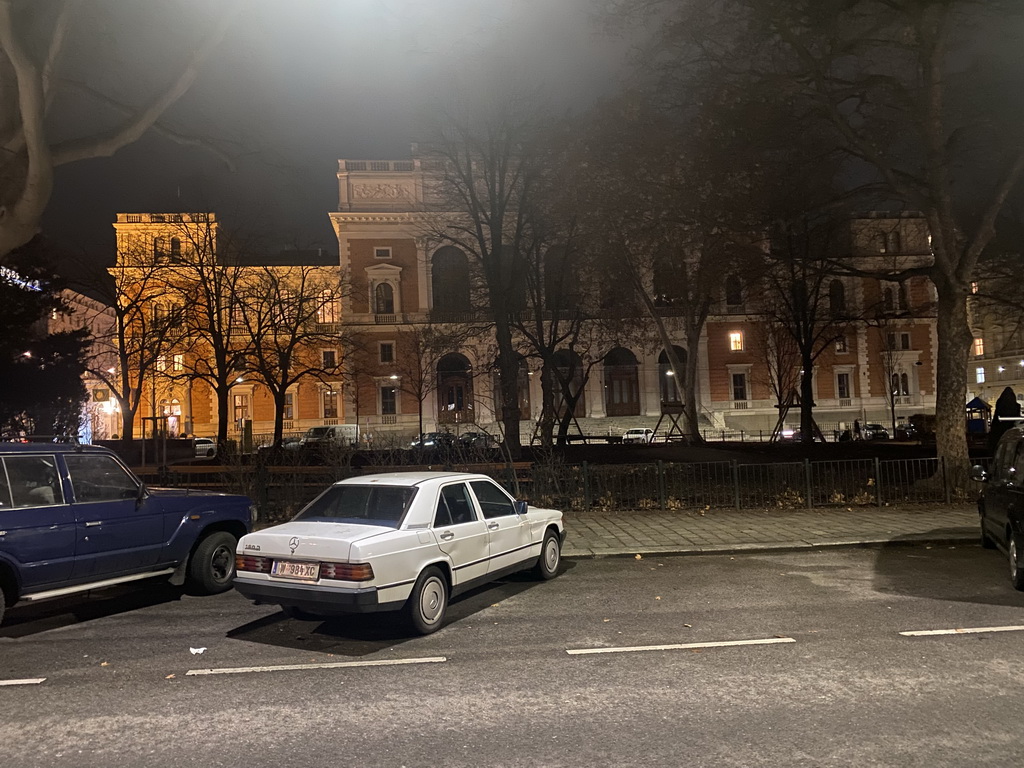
[{"x1": 0, "y1": 442, "x2": 257, "y2": 625}]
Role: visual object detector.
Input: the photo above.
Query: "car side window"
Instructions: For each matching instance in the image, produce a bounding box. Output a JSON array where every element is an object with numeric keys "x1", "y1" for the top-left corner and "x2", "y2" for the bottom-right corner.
[
  {"x1": 64, "y1": 454, "x2": 140, "y2": 503},
  {"x1": 0, "y1": 461, "x2": 12, "y2": 508},
  {"x1": 994, "y1": 439, "x2": 1018, "y2": 483},
  {"x1": 434, "y1": 483, "x2": 475, "y2": 527},
  {"x1": 3, "y1": 456, "x2": 64, "y2": 508},
  {"x1": 470, "y1": 480, "x2": 515, "y2": 519}
]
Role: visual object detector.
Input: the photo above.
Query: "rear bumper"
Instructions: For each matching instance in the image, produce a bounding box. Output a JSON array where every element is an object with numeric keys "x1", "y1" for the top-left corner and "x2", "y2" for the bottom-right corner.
[{"x1": 233, "y1": 578, "x2": 402, "y2": 615}]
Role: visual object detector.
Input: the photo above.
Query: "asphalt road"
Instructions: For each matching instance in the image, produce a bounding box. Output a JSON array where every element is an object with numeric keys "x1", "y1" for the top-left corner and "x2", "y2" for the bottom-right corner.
[{"x1": 2, "y1": 544, "x2": 1024, "y2": 767}]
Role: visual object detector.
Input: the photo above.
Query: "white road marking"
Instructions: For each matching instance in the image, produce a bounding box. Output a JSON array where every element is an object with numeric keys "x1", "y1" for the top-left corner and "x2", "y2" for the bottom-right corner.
[
  {"x1": 185, "y1": 656, "x2": 447, "y2": 676},
  {"x1": 900, "y1": 624, "x2": 1024, "y2": 637},
  {"x1": 566, "y1": 637, "x2": 796, "y2": 656},
  {"x1": 0, "y1": 678, "x2": 46, "y2": 686}
]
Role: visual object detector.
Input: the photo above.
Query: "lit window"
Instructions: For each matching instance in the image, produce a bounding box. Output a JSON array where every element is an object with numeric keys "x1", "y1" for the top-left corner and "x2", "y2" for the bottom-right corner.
[
  {"x1": 971, "y1": 282, "x2": 979, "y2": 295},
  {"x1": 322, "y1": 389, "x2": 339, "y2": 419},
  {"x1": 976, "y1": 367, "x2": 986, "y2": 384},
  {"x1": 317, "y1": 290, "x2": 339, "y2": 323},
  {"x1": 835, "y1": 336, "x2": 848, "y2": 354},
  {"x1": 729, "y1": 331, "x2": 744, "y2": 352},
  {"x1": 973, "y1": 337, "x2": 985, "y2": 357},
  {"x1": 374, "y1": 246, "x2": 392, "y2": 260},
  {"x1": 173, "y1": 354, "x2": 184, "y2": 372},
  {"x1": 156, "y1": 355, "x2": 167, "y2": 372}
]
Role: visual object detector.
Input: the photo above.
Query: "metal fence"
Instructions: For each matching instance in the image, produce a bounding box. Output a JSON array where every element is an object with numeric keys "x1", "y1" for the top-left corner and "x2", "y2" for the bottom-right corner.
[{"x1": 156, "y1": 455, "x2": 954, "y2": 524}]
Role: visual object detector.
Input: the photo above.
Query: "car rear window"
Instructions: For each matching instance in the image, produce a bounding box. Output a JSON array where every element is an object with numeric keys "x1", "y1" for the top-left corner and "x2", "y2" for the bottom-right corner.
[{"x1": 293, "y1": 484, "x2": 416, "y2": 528}]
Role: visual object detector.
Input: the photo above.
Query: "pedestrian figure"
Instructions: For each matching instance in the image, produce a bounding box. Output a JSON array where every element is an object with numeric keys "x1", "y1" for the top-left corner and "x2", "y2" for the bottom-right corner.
[
  {"x1": 853, "y1": 419, "x2": 862, "y2": 440},
  {"x1": 988, "y1": 386, "x2": 1021, "y2": 452}
]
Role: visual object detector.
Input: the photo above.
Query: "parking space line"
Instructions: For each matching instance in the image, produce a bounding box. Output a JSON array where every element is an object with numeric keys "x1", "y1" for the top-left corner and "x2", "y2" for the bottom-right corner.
[
  {"x1": 185, "y1": 656, "x2": 447, "y2": 676},
  {"x1": 0, "y1": 678, "x2": 46, "y2": 686},
  {"x1": 900, "y1": 625, "x2": 1024, "y2": 637},
  {"x1": 566, "y1": 637, "x2": 796, "y2": 656}
]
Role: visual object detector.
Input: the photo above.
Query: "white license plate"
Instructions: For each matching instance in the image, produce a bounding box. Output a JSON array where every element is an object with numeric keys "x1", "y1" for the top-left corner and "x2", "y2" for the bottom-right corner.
[{"x1": 271, "y1": 560, "x2": 320, "y2": 581}]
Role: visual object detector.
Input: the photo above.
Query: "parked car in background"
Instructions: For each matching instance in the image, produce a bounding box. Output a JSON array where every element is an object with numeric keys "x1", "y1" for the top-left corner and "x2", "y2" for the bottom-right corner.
[
  {"x1": 0, "y1": 443, "x2": 256, "y2": 625},
  {"x1": 458, "y1": 431, "x2": 496, "y2": 450},
  {"x1": 300, "y1": 424, "x2": 359, "y2": 449},
  {"x1": 194, "y1": 437, "x2": 217, "y2": 458},
  {"x1": 972, "y1": 428, "x2": 1024, "y2": 589},
  {"x1": 409, "y1": 432, "x2": 457, "y2": 450},
  {"x1": 894, "y1": 423, "x2": 919, "y2": 441},
  {"x1": 862, "y1": 423, "x2": 889, "y2": 440},
  {"x1": 622, "y1": 428, "x2": 654, "y2": 444},
  {"x1": 234, "y1": 472, "x2": 565, "y2": 634}
]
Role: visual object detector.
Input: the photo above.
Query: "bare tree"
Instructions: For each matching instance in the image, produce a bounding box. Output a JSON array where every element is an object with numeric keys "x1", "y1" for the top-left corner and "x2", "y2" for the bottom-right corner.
[
  {"x1": 79, "y1": 245, "x2": 186, "y2": 442},
  {"x1": 0, "y1": 1, "x2": 242, "y2": 260},
  {"x1": 615, "y1": 0, "x2": 1024, "y2": 487},
  {"x1": 236, "y1": 264, "x2": 346, "y2": 448}
]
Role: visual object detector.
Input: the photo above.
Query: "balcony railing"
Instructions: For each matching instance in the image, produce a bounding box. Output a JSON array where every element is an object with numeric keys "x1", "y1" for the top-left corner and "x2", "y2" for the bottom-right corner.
[{"x1": 375, "y1": 313, "x2": 398, "y2": 324}]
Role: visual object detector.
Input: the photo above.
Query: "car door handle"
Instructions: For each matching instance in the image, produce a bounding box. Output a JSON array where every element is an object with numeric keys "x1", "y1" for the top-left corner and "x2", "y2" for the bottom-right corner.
[
  {"x1": 487, "y1": 522, "x2": 500, "y2": 531},
  {"x1": 439, "y1": 531, "x2": 455, "y2": 541},
  {"x1": 85, "y1": 521, "x2": 102, "y2": 527}
]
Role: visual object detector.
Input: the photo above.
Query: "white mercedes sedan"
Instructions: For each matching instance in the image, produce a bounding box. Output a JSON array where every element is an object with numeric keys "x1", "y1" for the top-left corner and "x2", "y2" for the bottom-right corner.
[{"x1": 233, "y1": 472, "x2": 565, "y2": 634}]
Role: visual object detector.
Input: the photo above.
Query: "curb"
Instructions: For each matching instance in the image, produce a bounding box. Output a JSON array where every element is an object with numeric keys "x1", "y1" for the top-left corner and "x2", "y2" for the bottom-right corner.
[{"x1": 562, "y1": 532, "x2": 979, "y2": 560}]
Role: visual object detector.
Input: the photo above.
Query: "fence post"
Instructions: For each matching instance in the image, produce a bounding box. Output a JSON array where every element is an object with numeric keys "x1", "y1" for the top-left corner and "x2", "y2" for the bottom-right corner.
[
  {"x1": 874, "y1": 456, "x2": 883, "y2": 507},
  {"x1": 942, "y1": 456, "x2": 952, "y2": 505},
  {"x1": 658, "y1": 460, "x2": 666, "y2": 511},
  {"x1": 582, "y1": 461, "x2": 591, "y2": 510},
  {"x1": 732, "y1": 460, "x2": 741, "y2": 510},
  {"x1": 804, "y1": 458, "x2": 813, "y2": 509}
]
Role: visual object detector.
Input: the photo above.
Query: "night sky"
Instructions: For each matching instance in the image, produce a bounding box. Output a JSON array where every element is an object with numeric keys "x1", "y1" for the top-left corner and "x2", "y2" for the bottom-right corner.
[{"x1": 40, "y1": 0, "x2": 640, "y2": 264}]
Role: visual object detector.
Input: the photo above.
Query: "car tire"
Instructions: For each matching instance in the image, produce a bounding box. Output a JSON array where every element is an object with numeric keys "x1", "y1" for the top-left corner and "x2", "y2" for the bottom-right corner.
[
  {"x1": 206, "y1": 448, "x2": 214, "y2": 458},
  {"x1": 533, "y1": 529, "x2": 561, "y2": 580},
  {"x1": 980, "y1": 510, "x2": 996, "y2": 549},
  {"x1": 406, "y1": 566, "x2": 447, "y2": 635},
  {"x1": 1010, "y1": 533, "x2": 1024, "y2": 591},
  {"x1": 186, "y1": 531, "x2": 238, "y2": 595}
]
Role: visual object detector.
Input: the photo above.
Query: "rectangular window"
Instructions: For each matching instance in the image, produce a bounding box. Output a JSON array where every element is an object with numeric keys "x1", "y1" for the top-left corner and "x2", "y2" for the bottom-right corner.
[
  {"x1": 731, "y1": 373, "x2": 747, "y2": 402},
  {"x1": 322, "y1": 349, "x2": 337, "y2": 368},
  {"x1": 374, "y1": 246, "x2": 392, "y2": 259},
  {"x1": 156, "y1": 355, "x2": 167, "y2": 372},
  {"x1": 173, "y1": 354, "x2": 184, "y2": 372},
  {"x1": 835, "y1": 336, "x2": 848, "y2": 354},
  {"x1": 888, "y1": 332, "x2": 912, "y2": 351},
  {"x1": 976, "y1": 367, "x2": 986, "y2": 384},
  {"x1": 837, "y1": 373, "x2": 851, "y2": 399},
  {"x1": 379, "y1": 342, "x2": 395, "y2": 364},
  {"x1": 322, "y1": 389, "x2": 339, "y2": 419},
  {"x1": 380, "y1": 386, "x2": 397, "y2": 415},
  {"x1": 284, "y1": 392, "x2": 294, "y2": 421},
  {"x1": 317, "y1": 290, "x2": 339, "y2": 323},
  {"x1": 973, "y1": 337, "x2": 985, "y2": 357},
  {"x1": 729, "y1": 331, "x2": 744, "y2": 352},
  {"x1": 233, "y1": 394, "x2": 250, "y2": 423}
]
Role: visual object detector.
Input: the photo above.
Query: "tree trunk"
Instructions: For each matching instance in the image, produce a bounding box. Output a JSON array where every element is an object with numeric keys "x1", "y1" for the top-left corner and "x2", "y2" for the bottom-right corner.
[
  {"x1": 933, "y1": 282, "x2": 972, "y2": 496},
  {"x1": 683, "y1": 323, "x2": 705, "y2": 443},
  {"x1": 538, "y1": 361, "x2": 556, "y2": 448},
  {"x1": 216, "y1": 382, "x2": 230, "y2": 448},
  {"x1": 494, "y1": 319, "x2": 522, "y2": 459},
  {"x1": 799, "y1": 350, "x2": 815, "y2": 443}
]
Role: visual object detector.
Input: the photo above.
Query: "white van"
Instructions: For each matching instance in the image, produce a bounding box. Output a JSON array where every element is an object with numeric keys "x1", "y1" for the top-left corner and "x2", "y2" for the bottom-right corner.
[{"x1": 299, "y1": 424, "x2": 359, "y2": 448}]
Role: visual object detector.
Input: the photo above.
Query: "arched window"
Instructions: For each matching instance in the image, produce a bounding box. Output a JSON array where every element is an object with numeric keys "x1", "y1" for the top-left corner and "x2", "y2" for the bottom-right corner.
[
  {"x1": 900, "y1": 373, "x2": 910, "y2": 396},
  {"x1": 725, "y1": 275, "x2": 743, "y2": 307},
  {"x1": 432, "y1": 247, "x2": 470, "y2": 313},
  {"x1": 153, "y1": 237, "x2": 168, "y2": 262},
  {"x1": 829, "y1": 280, "x2": 846, "y2": 316},
  {"x1": 437, "y1": 353, "x2": 473, "y2": 424},
  {"x1": 170, "y1": 237, "x2": 182, "y2": 261},
  {"x1": 658, "y1": 347, "x2": 688, "y2": 405},
  {"x1": 875, "y1": 232, "x2": 888, "y2": 253},
  {"x1": 375, "y1": 283, "x2": 394, "y2": 314}
]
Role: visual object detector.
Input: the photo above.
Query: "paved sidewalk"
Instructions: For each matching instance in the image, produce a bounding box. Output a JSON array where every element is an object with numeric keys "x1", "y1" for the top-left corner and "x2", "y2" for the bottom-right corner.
[{"x1": 561, "y1": 504, "x2": 979, "y2": 558}]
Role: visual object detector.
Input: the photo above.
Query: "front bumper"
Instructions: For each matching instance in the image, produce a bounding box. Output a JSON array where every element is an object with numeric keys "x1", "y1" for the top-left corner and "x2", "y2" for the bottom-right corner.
[{"x1": 234, "y1": 578, "x2": 400, "y2": 615}]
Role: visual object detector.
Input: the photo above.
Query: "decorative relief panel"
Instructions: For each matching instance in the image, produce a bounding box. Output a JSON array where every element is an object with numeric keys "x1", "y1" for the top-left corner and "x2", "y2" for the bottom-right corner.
[{"x1": 352, "y1": 183, "x2": 411, "y2": 200}]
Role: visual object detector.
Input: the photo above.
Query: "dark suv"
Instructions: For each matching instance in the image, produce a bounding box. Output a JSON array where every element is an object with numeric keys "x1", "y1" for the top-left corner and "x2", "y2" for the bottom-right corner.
[
  {"x1": 0, "y1": 442, "x2": 256, "y2": 625},
  {"x1": 972, "y1": 427, "x2": 1024, "y2": 589}
]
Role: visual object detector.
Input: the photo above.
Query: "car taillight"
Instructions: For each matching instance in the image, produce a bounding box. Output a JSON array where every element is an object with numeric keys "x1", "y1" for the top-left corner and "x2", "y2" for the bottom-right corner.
[
  {"x1": 319, "y1": 562, "x2": 374, "y2": 581},
  {"x1": 236, "y1": 555, "x2": 272, "y2": 573}
]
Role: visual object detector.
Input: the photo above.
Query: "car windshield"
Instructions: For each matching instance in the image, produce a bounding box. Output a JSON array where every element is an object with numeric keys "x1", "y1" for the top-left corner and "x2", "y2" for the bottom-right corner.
[{"x1": 293, "y1": 484, "x2": 417, "y2": 528}]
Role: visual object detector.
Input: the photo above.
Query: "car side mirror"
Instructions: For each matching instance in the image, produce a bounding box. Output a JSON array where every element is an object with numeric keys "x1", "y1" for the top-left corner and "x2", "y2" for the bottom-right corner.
[
  {"x1": 970, "y1": 465, "x2": 989, "y2": 483},
  {"x1": 514, "y1": 500, "x2": 529, "y2": 516}
]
